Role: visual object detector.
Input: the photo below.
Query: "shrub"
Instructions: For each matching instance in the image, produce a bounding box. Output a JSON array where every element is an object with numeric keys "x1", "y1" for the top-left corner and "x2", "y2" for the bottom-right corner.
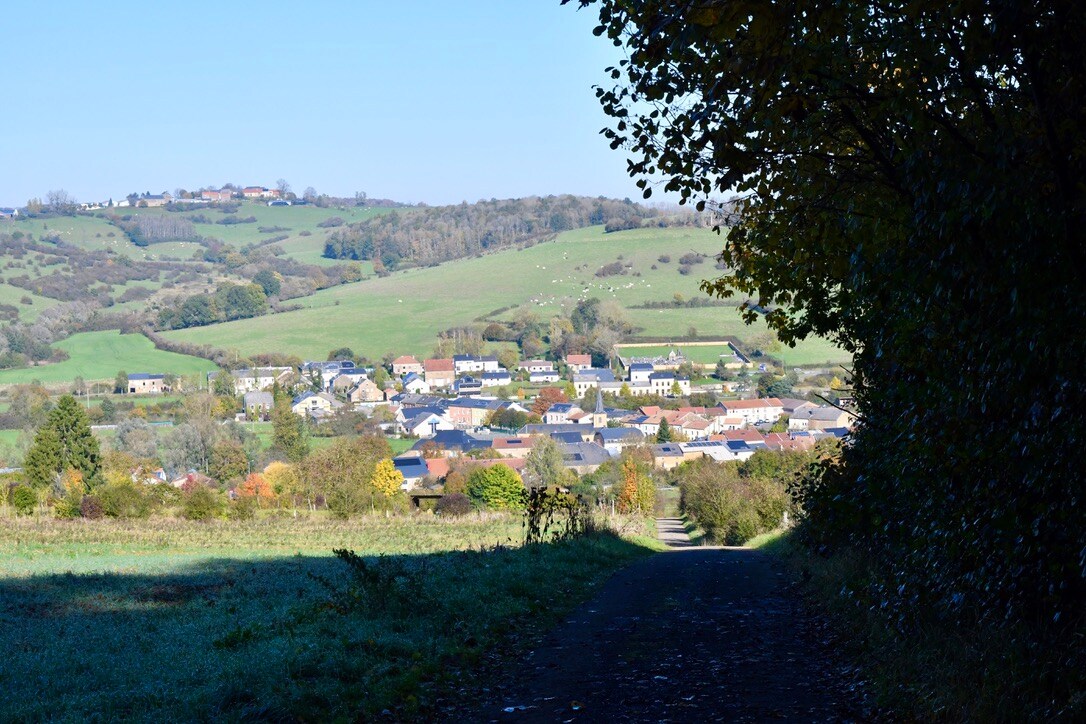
[
  {"x1": 98, "y1": 481, "x2": 152, "y2": 519},
  {"x1": 657, "y1": 254, "x2": 671, "y2": 263},
  {"x1": 679, "y1": 459, "x2": 789, "y2": 545},
  {"x1": 11, "y1": 485, "x2": 36, "y2": 515},
  {"x1": 79, "y1": 495, "x2": 105, "y2": 519},
  {"x1": 182, "y1": 485, "x2": 224, "y2": 521},
  {"x1": 228, "y1": 495, "x2": 257, "y2": 520},
  {"x1": 435, "y1": 492, "x2": 473, "y2": 517},
  {"x1": 466, "y1": 464, "x2": 526, "y2": 511}
]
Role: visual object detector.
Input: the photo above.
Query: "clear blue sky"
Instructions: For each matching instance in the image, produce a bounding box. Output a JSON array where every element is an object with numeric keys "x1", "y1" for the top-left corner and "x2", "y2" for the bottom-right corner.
[{"x1": 0, "y1": 1, "x2": 635, "y2": 207}]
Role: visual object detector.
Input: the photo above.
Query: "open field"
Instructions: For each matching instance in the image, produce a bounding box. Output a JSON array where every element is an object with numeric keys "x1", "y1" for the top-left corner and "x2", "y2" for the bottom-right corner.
[
  {"x1": 618, "y1": 342, "x2": 739, "y2": 364},
  {"x1": 0, "y1": 330, "x2": 218, "y2": 386},
  {"x1": 0, "y1": 516, "x2": 655, "y2": 720},
  {"x1": 165, "y1": 224, "x2": 849, "y2": 365}
]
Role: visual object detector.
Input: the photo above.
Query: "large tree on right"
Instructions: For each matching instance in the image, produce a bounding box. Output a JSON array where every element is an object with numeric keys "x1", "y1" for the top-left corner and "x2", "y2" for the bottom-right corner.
[{"x1": 569, "y1": 0, "x2": 1085, "y2": 630}]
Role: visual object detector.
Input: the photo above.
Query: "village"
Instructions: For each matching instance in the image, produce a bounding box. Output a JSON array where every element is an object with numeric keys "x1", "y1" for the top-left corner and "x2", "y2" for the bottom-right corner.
[{"x1": 105, "y1": 344, "x2": 854, "y2": 496}]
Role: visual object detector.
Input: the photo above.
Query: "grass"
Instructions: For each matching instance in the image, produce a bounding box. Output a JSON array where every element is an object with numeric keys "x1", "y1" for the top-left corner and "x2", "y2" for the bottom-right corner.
[
  {"x1": 619, "y1": 342, "x2": 739, "y2": 364},
  {"x1": 165, "y1": 225, "x2": 849, "y2": 366},
  {"x1": 0, "y1": 330, "x2": 218, "y2": 386},
  {"x1": 0, "y1": 515, "x2": 656, "y2": 720}
]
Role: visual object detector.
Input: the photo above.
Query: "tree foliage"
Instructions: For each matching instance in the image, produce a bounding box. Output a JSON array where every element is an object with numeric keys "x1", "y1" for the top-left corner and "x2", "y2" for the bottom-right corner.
[
  {"x1": 573, "y1": 0, "x2": 1086, "y2": 634},
  {"x1": 466, "y1": 464, "x2": 526, "y2": 511},
  {"x1": 25, "y1": 395, "x2": 101, "y2": 490}
]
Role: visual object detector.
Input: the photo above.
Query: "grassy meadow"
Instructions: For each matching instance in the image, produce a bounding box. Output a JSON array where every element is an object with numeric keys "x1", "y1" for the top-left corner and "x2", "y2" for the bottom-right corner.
[
  {"x1": 0, "y1": 330, "x2": 218, "y2": 386},
  {"x1": 0, "y1": 515, "x2": 657, "y2": 720},
  {"x1": 165, "y1": 224, "x2": 849, "y2": 365}
]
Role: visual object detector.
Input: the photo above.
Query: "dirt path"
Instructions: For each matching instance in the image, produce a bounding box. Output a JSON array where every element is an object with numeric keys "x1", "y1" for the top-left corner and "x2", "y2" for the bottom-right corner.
[{"x1": 465, "y1": 525, "x2": 859, "y2": 722}]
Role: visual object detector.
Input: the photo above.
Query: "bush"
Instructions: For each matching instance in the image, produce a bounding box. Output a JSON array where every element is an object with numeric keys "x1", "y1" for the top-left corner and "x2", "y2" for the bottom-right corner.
[
  {"x1": 466, "y1": 464, "x2": 526, "y2": 511},
  {"x1": 79, "y1": 495, "x2": 105, "y2": 520},
  {"x1": 435, "y1": 492, "x2": 473, "y2": 517},
  {"x1": 182, "y1": 485, "x2": 224, "y2": 521},
  {"x1": 11, "y1": 485, "x2": 36, "y2": 515},
  {"x1": 678, "y1": 458, "x2": 789, "y2": 545},
  {"x1": 98, "y1": 481, "x2": 152, "y2": 519},
  {"x1": 228, "y1": 495, "x2": 257, "y2": 520}
]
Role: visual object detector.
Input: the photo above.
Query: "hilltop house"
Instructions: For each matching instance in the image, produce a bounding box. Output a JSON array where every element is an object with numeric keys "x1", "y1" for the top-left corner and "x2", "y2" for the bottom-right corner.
[
  {"x1": 200, "y1": 188, "x2": 235, "y2": 202},
  {"x1": 242, "y1": 186, "x2": 280, "y2": 199},
  {"x1": 453, "y1": 355, "x2": 500, "y2": 375},
  {"x1": 127, "y1": 373, "x2": 166, "y2": 395}
]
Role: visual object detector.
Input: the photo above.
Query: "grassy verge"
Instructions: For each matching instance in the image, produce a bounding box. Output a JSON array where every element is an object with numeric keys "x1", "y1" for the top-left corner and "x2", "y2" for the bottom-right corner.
[
  {"x1": 750, "y1": 528, "x2": 1084, "y2": 720},
  {"x1": 0, "y1": 515, "x2": 656, "y2": 720}
]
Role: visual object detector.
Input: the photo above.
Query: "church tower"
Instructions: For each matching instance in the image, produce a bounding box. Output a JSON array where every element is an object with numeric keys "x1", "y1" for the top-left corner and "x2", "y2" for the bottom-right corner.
[{"x1": 592, "y1": 387, "x2": 607, "y2": 429}]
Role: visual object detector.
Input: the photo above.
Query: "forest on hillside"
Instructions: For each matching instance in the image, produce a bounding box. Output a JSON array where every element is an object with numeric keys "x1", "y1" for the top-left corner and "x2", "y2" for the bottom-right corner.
[{"x1": 322, "y1": 195, "x2": 658, "y2": 270}]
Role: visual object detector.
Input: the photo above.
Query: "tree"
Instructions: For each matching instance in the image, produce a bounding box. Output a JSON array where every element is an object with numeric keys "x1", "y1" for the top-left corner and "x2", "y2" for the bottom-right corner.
[
  {"x1": 212, "y1": 371, "x2": 236, "y2": 398},
  {"x1": 253, "y1": 269, "x2": 281, "y2": 297},
  {"x1": 524, "y1": 435, "x2": 565, "y2": 490},
  {"x1": 114, "y1": 417, "x2": 158, "y2": 459},
  {"x1": 114, "y1": 371, "x2": 129, "y2": 395},
  {"x1": 571, "y1": 0, "x2": 1086, "y2": 636},
  {"x1": 615, "y1": 456, "x2": 653, "y2": 515},
  {"x1": 300, "y1": 435, "x2": 391, "y2": 518},
  {"x1": 532, "y1": 386, "x2": 568, "y2": 416},
  {"x1": 466, "y1": 464, "x2": 525, "y2": 511},
  {"x1": 100, "y1": 398, "x2": 116, "y2": 423},
  {"x1": 656, "y1": 418, "x2": 673, "y2": 443},
  {"x1": 24, "y1": 395, "x2": 101, "y2": 490},
  {"x1": 303, "y1": 186, "x2": 318, "y2": 203},
  {"x1": 327, "y1": 347, "x2": 356, "y2": 363},
  {"x1": 370, "y1": 458, "x2": 405, "y2": 501},
  {"x1": 236, "y1": 473, "x2": 275, "y2": 506},
  {"x1": 46, "y1": 189, "x2": 76, "y2": 215},
  {"x1": 271, "y1": 397, "x2": 309, "y2": 462},
  {"x1": 209, "y1": 439, "x2": 248, "y2": 484},
  {"x1": 276, "y1": 178, "x2": 292, "y2": 197},
  {"x1": 263, "y1": 461, "x2": 300, "y2": 507}
]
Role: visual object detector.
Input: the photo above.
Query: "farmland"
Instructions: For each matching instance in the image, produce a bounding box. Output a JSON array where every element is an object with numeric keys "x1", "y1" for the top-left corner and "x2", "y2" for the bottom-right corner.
[
  {"x1": 0, "y1": 330, "x2": 217, "y2": 386},
  {"x1": 165, "y1": 224, "x2": 849, "y2": 365},
  {"x1": 0, "y1": 516, "x2": 656, "y2": 720}
]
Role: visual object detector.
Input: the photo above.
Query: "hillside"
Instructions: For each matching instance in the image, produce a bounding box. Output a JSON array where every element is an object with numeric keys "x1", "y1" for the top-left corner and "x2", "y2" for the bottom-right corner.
[{"x1": 165, "y1": 225, "x2": 851, "y2": 365}]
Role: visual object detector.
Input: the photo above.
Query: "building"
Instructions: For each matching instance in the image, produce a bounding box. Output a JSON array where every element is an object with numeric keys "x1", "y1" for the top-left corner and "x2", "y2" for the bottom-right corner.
[
  {"x1": 200, "y1": 188, "x2": 235, "y2": 202},
  {"x1": 411, "y1": 429, "x2": 493, "y2": 456},
  {"x1": 652, "y1": 443, "x2": 686, "y2": 470},
  {"x1": 480, "y1": 370, "x2": 512, "y2": 388},
  {"x1": 543, "y1": 402, "x2": 582, "y2": 425},
  {"x1": 127, "y1": 373, "x2": 166, "y2": 395},
  {"x1": 647, "y1": 371, "x2": 691, "y2": 396},
  {"x1": 392, "y1": 355, "x2": 424, "y2": 376},
  {"x1": 446, "y1": 397, "x2": 528, "y2": 428},
  {"x1": 490, "y1": 436, "x2": 537, "y2": 458},
  {"x1": 519, "y1": 360, "x2": 554, "y2": 373},
  {"x1": 628, "y1": 363, "x2": 655, "y2": 384},
  {"x1": 243, "y1": 391, "x2": 274, "y2": 420},
  {"x1": 242, "y1": 186, "x2": 280, "y2": 199},
  {"x1": 348, "y1": 379, "x2": 383, "y2": 403},
  {"x1": 452, "y1": 355, "x2": 500, "y2": 375},
  {"x1": 529, "y1": 370, "x2": 561, "y2": 384},
  {"x1": 223, "y1": 367, "x2": 294, "y2": 394},
  {"x1": 573, "y1": 368, "x2": 617, "y2": 397},
  {"x1": 291, "y1": 391, "x2": 343, "y2": 419},
  {"x1": 594, "y1": 427, "x2": 646, "y2": 456},
  {"x1": 679, "y1": 440, "x2": 758, "y2": 463},
  {"x1": 789, "y1": 406, "x2": 856, "y2": 431},
  {"x1": 565, "y1": 354, "x2": 592, "y2": 372},
  {"x1": 1, "y1": 207, "x2": 21, "y2": 219},
  {"x1": 423, "y1": 358, "x2": 456, "y2": 389},
  {"x1": 402, "y1": 373, "x2": 431, "y2": 395},
  {"x1": 560, "y1": 442, "x2": 611, "y2": 475},
  {"x1": 455, "y1": 376, "x2": 483, "y2": 396},
  {"x1": 400, "y1": 409, "x2": 453, "y2": 438},
  {"x1": 718, "y1": 398, "x2": 785, "y2": 426},
  {"x1": 392, "y1": 455, "x2": 431, "y2": 490}
]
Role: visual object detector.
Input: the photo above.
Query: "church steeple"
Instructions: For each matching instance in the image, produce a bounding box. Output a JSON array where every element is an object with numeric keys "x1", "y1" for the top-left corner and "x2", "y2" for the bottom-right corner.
[{"x1": 592, "y1": 387, "x2": 606, "y2": 428}]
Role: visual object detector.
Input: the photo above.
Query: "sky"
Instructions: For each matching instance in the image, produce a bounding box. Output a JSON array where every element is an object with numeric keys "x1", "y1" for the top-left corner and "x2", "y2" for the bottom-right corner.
[{"x1": 0, "y1": 1, "x2": 637, "y2": 207}]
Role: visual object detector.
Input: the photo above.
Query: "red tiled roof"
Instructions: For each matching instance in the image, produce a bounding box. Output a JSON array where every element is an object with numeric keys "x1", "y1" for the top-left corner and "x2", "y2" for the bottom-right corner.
[
  {"x1": 566, "y1": 354, "x2": 591, "y2": 365},
  {"x1": 393, "y1": 355, "x2": 420, "y2": 365},
  {"x1": 424, "y1": 358, "x2": 454, "y2": 372},
  {"x1": 720, "y1": 398, "x2": 784, "y2": 410}
]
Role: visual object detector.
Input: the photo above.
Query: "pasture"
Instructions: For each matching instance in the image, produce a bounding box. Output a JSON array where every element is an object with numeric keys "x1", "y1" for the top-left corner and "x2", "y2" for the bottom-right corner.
[
  {"x1": 618, "y1": 342, "x2": 740, "y2": 365},
  {"x1": 0, "y1": 515, "x2": 655, "y2": 720},
  {"x1": 0, "y1": 330, "x2": 218, "y2": 386},
  {"x1": 165, "y1": 224, "x2": 850, "y2": 365}
]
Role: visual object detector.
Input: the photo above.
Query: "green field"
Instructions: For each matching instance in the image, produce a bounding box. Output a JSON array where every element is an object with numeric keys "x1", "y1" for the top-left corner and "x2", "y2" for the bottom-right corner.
[
  {"x1": 0, "y1": 331, "x2": 218, "y2": 386},
  {"x1": 164, "y1": 225, "x2": 850, "y2": 365},
  {"x1": 618, "y1": 342, "x2": 739, "y2": 364},
  {"x1": 0, "y1": 516, "x2": 654, "y2": 720}
]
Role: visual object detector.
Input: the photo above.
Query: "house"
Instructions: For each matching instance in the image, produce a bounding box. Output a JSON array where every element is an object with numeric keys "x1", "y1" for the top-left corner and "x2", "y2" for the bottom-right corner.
[
  {"x1": 718, "y1": 398, "x2": 785, "y2": 426},
  {"x1": 331, "y1": 372, "x2": 368, "y2": 396},
  {"x1": 490, "y1": 436, "x2": 537, "y2": 458},
  {"x1": 573, "y1": 368, "x2": 616, "y2": 397},
  {"x1": 594, "y1": 427, "x2": 646, "y2": 456},
  {"x1": 788, "y1": 406, "x2": 856, "y2": 431},
  {"x1": 529, "y1": 369, "x2": 560, "y2": 384},
  {"x1": 400, "y1": 409, "x2": 453, "y2": 438},
  {"x1": 520, "y1": 423, "x2": 597, "y2": 442},
  {"x1": 291, "y1": 391, "x2": 343, "y2": 418},
  {"x1": 779, "y1": 397, "x2": 818, "y2": 416},
  {"x1": 560, "y1": 442, "x2": 611, "y2": 475},
  {"x1": 713, "y1": 429, "x2": 768, "y2": 447},
  {"x1": 170, "y1": 470, "x2": 216, "y2": 489},
  {"x1": 453, "y1": 355, "x2": 500, "y2": 375},
  {"x1": 0, "y1": 207, "x2": 20, "y2": 219},
  {"x1": 412, "y1": 429, "x2": 493, "y2": 456},
  {"x1": 348, "y1": 379, "x2": 383, "y2": 403},
  {"x1": 242, "y1": 186, "x2": 280, "y2": 199},
  {"x1": 223, "y1": 367, "x2": 294, "y2": 394},
  {"x1": 423, "y1": 358, "x2": 455, "y2": 389},
  {"x1": 127, "y1": 373, "x2": 166, "y2": 394},
  {"x1": 200, "y1": 188, "x2": 235, "y2": 202},
  {"x1": 519, "y1": 360, "x2": 554, "y2": 373},
  {"x1": 140, "y1": 193, "x2": 172, "y2": 207},
  {"x1": 648, "y1": 371, "x2": 691, "y2": 396},
  {"x1": 543, "y1": 402, "x2": 582, "y2": 425},
  {"x1": 446, "y1": 397, "x2": 528, "y2": 428},
  {"x1": 392, "y1": 355, "x2": 424, "y2": 376},
  {"x1": 243, "y1": 391, "x2": 274, "y2": 420},
  {"x1": 455, "y1": 376, "x2": 483, "y2": 396},
  {"x1": 565, "y1": 354, "x2": 592, "y2": 372},
  {"x1": 652, "y1": 443, "x2": 686, "y2": 470},
  {"x1": 480, "y1": 370, "x2": 512, "y2": 388},
  {"x1": 300, "y1": 360, "x2": 358, "y2": 390},
  {"x1": 764, "y1": 432, "x2": 818, "y2": 452},
  {"x1": 679, "y1": 440, "x2": 758, "y2": 463},
  {"x1": 392, "y1": 454, "x2": 431, "y2": 490},
  {"x1": 628, "y1": 362, "x2": 655, "y2": 383},
  {"x1": 402, "y1": 372, "x2": 431, "y2": 395}
]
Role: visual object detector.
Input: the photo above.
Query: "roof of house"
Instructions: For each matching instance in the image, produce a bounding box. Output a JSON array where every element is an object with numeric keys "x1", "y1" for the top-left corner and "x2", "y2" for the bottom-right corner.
[
  {"x1": 128, "y1": 373, "x2": 164, "y2": 380},
  {"x1": 412, "y1": 430, "x2": 491, "y2": 452},
  {"x1": 423, "y1": 358, "x2": 455, "y2": 372},
  {"x1": 629, "y1": 362, "x2": 654, "y2": 371},
  {"x1": 453, "y1": 354, "x2": 498, "y2": 362},
  {"x1": 402, "y1": 372, "x2": 425, "y2": 385},
  {"x1": 560, "y1": 442, "x2": 611, "y2": 466},
  {"x1": 713, "y1": 429, "x2": 767, "y2": 444},
  {"x1": 481, "y1": 371, "x2": 511, "y2": 380},
  {"x1": 546, "y1": 402, "x2": 577, "y2": 415},
  {"x1": 491, "y1": 436, "x2": 537, "y2": 451},
  {"x1": 393, "y1": 355, "x2": 420, "y2": 364},
  {"x1": 392, "y1": 456, "x2": 431, "y2": 480},
  {"x1": 550, "y1": 431, "x2": 586, "y2": 444},
  {"x1": 243, "y1": 391, "x2": 274, "y2": 405},
  {"x1": 719, "y1": 398, "x2": 784, "y2": 410},
  {"x1": 794, "y1": 406, "x2": 850, "y2": 421},
  {"x1": 521, "y1": 423, "x2": 590, "y2": 436},
  {"x1": 595, "y1": 428, "x2": 645, "y2": 442},
  {"x1": 520, "y1": 359, "x2": 551, "y2": 368},
  {"x1": 573, "y1": 368, "x2": 616, "y2": 383},
  {"x1": 565, "y1": 354, "x2": 592, "y2": 364},
  {"x1": 653, "y1": 443, "x2": 685, "y2": 458}
]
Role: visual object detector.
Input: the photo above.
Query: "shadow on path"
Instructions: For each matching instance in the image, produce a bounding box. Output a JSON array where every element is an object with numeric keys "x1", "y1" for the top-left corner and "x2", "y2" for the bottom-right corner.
[
  {"x1": 655, "y1": 517, "x2": 695, "y2": 548},
  {"x1": 470, "y1": 545, "x2": 858, "y2": 722}
]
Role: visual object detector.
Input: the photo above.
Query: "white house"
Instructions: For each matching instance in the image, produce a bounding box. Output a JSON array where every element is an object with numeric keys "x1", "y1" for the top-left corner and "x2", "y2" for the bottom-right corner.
[
  {"x1": 402, "y1": 373, "x2": 431, "y2": 395},
  {"x1": 719, "y1": 398, "x2": 785, "y2": 426}
]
